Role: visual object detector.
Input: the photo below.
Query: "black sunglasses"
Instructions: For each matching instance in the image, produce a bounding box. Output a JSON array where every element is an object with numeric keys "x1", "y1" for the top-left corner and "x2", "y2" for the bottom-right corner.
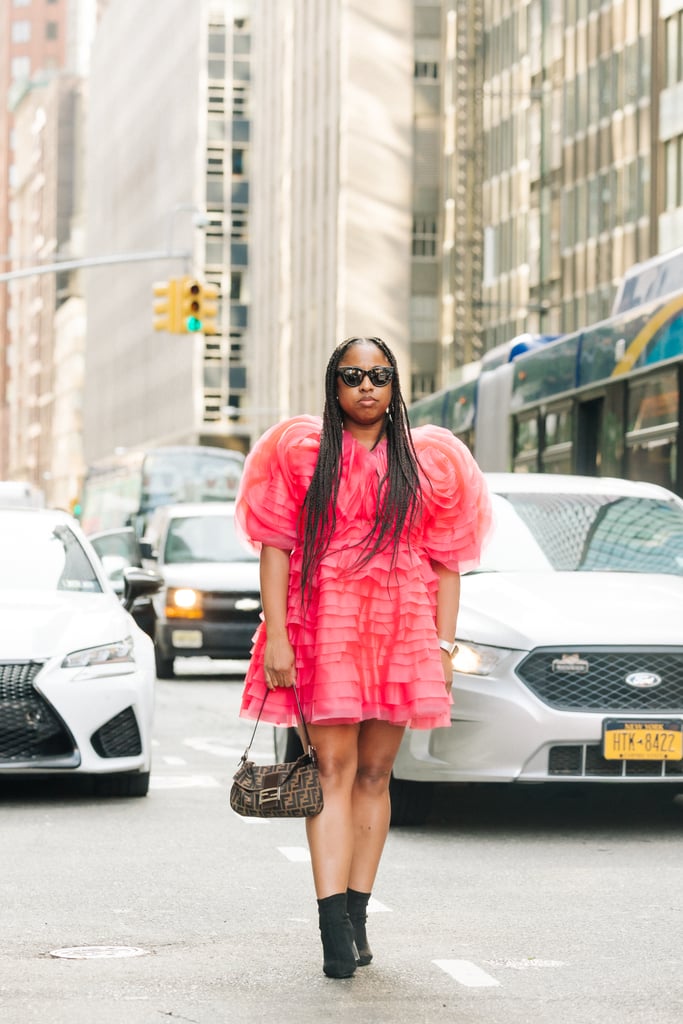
[{"x1": 336, "y1": 366, "x2": 395, "y2": 388}]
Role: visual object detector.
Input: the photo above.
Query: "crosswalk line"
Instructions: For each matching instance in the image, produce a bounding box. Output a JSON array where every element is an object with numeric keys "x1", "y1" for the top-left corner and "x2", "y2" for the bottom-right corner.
[{"x1": 433, "y1": 959, "x2": 501, "y2": 987}]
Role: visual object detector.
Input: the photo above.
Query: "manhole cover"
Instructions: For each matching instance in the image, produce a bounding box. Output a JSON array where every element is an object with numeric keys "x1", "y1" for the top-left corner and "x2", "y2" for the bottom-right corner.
[{"x1": 49, "y1": 945, "x2": 149, "y2": 960}]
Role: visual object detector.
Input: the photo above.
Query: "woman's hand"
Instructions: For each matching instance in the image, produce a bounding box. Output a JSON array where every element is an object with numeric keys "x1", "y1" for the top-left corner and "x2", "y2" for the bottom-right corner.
[
  {"x1": 440, "y1": 648, "x2": 454, "y2": 694},
  {"x1": 264, "y1": 634, "x2": 296, "y2": 689}
]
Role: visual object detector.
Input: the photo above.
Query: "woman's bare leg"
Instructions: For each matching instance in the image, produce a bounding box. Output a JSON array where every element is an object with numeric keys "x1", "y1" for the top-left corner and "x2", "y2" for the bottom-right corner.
[
  {"x1": 348, "y1": 719, "x2": 406, "y2": 891},
  {"x1": 303, "y1": 722, "x2": 360, "y2": 898}
]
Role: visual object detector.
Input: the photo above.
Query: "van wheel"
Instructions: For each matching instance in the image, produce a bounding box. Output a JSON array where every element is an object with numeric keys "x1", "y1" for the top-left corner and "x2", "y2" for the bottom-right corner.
[{"x1": 389, "y1": 776, "x2": 434, "y2": 827}]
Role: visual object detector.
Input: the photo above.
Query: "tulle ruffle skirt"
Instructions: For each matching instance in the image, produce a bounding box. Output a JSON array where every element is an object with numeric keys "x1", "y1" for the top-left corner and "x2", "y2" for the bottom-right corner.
[{"x1": 240, "y1": 547, "x2": 452, "y2": 730}]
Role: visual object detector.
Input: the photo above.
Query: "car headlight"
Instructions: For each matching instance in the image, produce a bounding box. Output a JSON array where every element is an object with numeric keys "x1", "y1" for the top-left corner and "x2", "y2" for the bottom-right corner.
[
  {"x1": 452, "y1": 641, "x2": 513, "y2": 677},
  {"x1": 165, "y1": 587, "x2": 203, "y2": 618},
  {"x1": 62, "y1": 636, "x2": 135, "y2": 669}
]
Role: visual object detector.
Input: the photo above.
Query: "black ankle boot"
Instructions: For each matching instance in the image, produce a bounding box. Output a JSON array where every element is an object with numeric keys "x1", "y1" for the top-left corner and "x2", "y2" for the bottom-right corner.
[
  {"x1": 346, "y1": 888, "x2": 372, "y2": 966},
  {"x1": 317, "y1": 893, "x2": 358, "y2": 978}
]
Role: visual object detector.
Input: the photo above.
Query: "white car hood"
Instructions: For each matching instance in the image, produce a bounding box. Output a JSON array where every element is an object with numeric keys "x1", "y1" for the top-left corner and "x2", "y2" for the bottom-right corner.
[
  {"x1": 458, "y1": 572, "x2": 683, "y2": 650},
  {"x1": 0, "y1": 590, "x2": 132, "y2": 661},
  {"x1": 160, "y1": 560, "x2": 260, "y2": 591}
]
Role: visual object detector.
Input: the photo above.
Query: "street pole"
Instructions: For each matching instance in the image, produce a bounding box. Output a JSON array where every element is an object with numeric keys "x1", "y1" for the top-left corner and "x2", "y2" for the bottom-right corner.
[{"x1": 0, "y1": 249, "x2": 191, "y2": 284}]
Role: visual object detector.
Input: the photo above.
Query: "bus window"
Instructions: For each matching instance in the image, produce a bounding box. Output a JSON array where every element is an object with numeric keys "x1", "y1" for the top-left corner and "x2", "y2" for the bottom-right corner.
[
  {"x1": 513, "y1": 414, "x2": 540, "y2": 472},
  {"x1": 443, "y1": 380, "x2": 476, "y2": 439},
  {"x1": 512, "y1": 333, "x2": 579, "y2": 408},
  {"x1": 625, "y1": 370, "x2": 679, "y2": 491},
  {"x1": 80, "y1": 446, "x2": 245, "y2": 535},
  {"x1": 541, "y1": 406, "x2": 573, "y2": 473}
]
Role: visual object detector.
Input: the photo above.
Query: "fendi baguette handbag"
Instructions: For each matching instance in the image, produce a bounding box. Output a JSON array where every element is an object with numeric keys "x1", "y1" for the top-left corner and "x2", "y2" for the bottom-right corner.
[{"x1": 230, "y1": 684, "x2": 324, "y2": 819}]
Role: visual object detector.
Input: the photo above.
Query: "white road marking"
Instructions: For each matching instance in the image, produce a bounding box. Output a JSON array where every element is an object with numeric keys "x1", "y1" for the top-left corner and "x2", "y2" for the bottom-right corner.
[
  {"x1": 368, "y1": 896, "x2": 391, "y2": 913},
  {"x1": 162, "y1": 755, "x2": 187, "y2": 766},
  {"x1": 278, "y1": 846, "x2": 311, "y2": 863},
  {"x1": 236, "y1": 816, "x2": 271, "y2": 825},
  {"x1": 150, "y1": 775, "x2": 221, "y2": 790},
  {"x1": 184, "y1": 737, "x2": 272, "y2": 759},
  {"x1": 433, "y1": 959, "x2": 501, "y2": 988},
  {"x1": 484, "y1": 958, "x2": 566, "y2": 970}
]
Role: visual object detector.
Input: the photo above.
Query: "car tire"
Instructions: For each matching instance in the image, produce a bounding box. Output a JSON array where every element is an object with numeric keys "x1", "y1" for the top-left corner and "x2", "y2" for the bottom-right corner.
[
  {"x1": 92, "y1": 771, "x2": 150, "y2": 798},
  {"x1": 389, "y1": 776, "x2": 434, "y2": 827},
  {"x1": 154, "y1": 646, "x2": 175, "y2": 679},
  {"x1": 274, "y1": 726, "x2": 304, "y2": 762}
]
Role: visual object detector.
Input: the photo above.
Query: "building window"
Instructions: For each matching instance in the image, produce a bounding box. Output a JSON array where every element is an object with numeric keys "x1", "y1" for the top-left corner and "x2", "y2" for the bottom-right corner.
[
  {"x1": 665, "y1": 135, "x2": 683, "y2": 210},
  {"x1": 414, "y1": 60, "x2": 439, "y2": 79},
  {"x1": 11, "y1": 20, "x2": 30, "y2": 42},
  {"x1": 665, "y1": 11, "x2": 682, "y2": 87},
  {"x1": 11, "y1": 55, "x2": 30, "y2": 80},
  {"x1": 412, "y1": 217, "x2": 437, "y2": 257},
  {"x1": 45, "y1": 21, "x2": 58, "y2": 40}
]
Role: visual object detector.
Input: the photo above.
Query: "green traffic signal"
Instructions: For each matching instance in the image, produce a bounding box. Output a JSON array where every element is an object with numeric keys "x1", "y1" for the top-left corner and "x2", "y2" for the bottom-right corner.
[{"x1": 185, "y1": 281, "x2": 202, "y2": 332}]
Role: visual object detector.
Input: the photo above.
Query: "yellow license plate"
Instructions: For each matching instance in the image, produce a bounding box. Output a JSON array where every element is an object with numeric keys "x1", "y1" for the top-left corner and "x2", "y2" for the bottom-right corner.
[{"x1": 603, "y1": 720, "x2": 683, "y2": 761}]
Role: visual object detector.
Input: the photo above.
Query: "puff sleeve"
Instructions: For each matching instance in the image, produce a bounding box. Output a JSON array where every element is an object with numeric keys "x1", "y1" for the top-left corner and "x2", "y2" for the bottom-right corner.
[
  {"x1": 235, "y1": 415, "x2": 321, "y2": 552},
  {"x1": 412, "y1": 425, "x2": 492, "y2": 572}
]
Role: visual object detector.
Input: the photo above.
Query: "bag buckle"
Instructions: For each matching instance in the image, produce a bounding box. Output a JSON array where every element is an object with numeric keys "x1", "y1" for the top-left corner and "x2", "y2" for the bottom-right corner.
[{"x1": 259, "y1": 786, "x2": 281, "y2": 805}]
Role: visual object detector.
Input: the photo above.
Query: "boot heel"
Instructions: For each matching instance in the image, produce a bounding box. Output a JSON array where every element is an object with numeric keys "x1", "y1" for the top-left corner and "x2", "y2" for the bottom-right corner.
[{"x1": 347, "y1": 888, "x2": 373, "y2": 966}]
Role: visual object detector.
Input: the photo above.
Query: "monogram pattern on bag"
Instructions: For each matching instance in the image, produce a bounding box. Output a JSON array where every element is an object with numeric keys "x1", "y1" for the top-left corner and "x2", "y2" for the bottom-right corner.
[{"x1": 230, "y1": 753, "x2": 324, "y2": 818}]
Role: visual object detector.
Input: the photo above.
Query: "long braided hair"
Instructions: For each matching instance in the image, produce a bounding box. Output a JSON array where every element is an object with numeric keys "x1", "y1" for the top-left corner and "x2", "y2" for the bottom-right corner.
[{"x1": 300, "y1": 337, "x2": 423, "y2": 600}]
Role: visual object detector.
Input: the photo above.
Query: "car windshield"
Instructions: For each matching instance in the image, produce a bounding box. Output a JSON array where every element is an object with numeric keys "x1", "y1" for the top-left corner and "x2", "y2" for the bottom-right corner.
[
  {"x1": 163, "y1": 514, "x2": 257, "y2": 564},
  {"x1": 0, "y1": 518, "x2": 102, "y2": 591},
  {"x1": 476, "y1": 492, "x2": 683, "y2": 575}
]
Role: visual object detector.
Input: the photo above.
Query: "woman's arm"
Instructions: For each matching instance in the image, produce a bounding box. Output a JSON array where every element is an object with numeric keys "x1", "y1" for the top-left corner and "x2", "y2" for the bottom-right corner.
[
  {"x1": 431, "y1": 561, "x2": 461, "y2": 691},
  {"x1": 260, "y1": 544, "x2": 296, "y2": 688}
]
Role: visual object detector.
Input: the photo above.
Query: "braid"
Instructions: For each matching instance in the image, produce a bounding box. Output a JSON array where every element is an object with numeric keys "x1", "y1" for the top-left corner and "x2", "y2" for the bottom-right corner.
[{"x1": 300, "y1": 337, "x2": 423, "y2": 602}]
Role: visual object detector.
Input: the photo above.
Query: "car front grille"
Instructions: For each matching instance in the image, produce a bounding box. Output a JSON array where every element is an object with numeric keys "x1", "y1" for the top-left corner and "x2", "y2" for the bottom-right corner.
[
  {"x1": 199, "y1": 591, "x2": 261, "y2": 623},
  {"x1": 0, "y1": 662, "x2": 76, "y2": 762},
  {"x1": 91, "y1": 706, "x2": 142, "y2": 758},
  {"x1": 549, "y1": 744, "x2": 683, "y2": 778},
  {"x1": 517, "y1": 647, "x2": 683, "y2": 712}
]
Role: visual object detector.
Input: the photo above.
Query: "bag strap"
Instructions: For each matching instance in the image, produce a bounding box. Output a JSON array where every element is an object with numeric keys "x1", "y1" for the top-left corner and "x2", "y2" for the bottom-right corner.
[{"x1": 241, "y1": 683, "x2": 314, "y2": 760}]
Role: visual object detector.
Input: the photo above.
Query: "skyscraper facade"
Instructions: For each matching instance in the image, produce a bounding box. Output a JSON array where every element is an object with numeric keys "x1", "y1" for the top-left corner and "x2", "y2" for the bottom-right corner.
[{"x1": 0, "y1": 0, "x2": 70, "y2": 478}]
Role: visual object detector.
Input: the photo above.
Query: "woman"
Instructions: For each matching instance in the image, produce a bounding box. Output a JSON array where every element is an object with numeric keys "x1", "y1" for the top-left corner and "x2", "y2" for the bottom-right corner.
[{"x1": 235, "y1": 337, "x2": 491, "y2": 978}]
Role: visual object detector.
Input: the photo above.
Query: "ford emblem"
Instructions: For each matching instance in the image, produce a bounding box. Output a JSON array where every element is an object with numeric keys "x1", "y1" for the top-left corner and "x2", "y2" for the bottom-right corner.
[{"x1": 625, "y1": 671, "x2": 662, "y2": 689}]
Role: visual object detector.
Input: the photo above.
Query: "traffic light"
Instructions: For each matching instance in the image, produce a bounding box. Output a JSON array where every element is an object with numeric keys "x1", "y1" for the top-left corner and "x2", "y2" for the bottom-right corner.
[
  {"x1": 179, "y1": 276, "x2": 203, "y2": 333},
  {"x1": 152, "y1": 278, "x2": 181, "y2": 333},
  {"x1": 153, "y1": 277, "x2": 220, "y2": 334},
  {"x1": 199, "y1": 281, "x2": 219, "y2": 335}
]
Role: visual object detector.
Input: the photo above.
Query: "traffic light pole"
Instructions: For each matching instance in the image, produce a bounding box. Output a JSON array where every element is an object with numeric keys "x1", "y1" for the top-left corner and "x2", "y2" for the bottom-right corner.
[{"x1": 0, "y1": 249, "x2": 191, "y2": 284}]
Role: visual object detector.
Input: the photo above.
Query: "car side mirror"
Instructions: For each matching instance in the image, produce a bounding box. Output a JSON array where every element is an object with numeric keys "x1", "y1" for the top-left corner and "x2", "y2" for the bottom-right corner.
[
  {"x1": 138, "y1": 539, "x2": 156, "y2": 561},
  {"x1": 99, "y1": 554, "x2": 129, "y2": 596},
  {"x1": 122, "y1": 567, "x2": 163, "y2": 612}
]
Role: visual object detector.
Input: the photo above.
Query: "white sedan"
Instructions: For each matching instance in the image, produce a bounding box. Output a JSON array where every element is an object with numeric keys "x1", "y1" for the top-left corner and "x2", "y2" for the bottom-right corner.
[
  {"x1": 274, "y1": 473, "x2": 683, "y2": 824},
  {"x1": 390, "y1": 473, "x2": 683, "y2": 823},
  {"x1": 0, "y1": 507, "x2": 161, "y2": 796}
]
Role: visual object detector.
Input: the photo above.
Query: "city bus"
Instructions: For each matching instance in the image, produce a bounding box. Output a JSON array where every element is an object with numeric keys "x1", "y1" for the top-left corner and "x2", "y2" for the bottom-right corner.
[
  {"x1": 612, "y1": 245, "x2": 683, "y2": 316},
  {"x1": 408, "y1": 289, "x2": 683, "y2": 498},
  {"x1": 409, "y1": 333, "x2": 559, "y2": 470},
  {"x1": 79, "y1": 445, "x2": 245, "y2": 536}
]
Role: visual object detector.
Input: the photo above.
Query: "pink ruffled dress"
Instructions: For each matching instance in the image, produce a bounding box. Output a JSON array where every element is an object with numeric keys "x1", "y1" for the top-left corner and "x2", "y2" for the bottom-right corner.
[{"x1": 235, "y1": 415, "x2": 491, "y2": 729}]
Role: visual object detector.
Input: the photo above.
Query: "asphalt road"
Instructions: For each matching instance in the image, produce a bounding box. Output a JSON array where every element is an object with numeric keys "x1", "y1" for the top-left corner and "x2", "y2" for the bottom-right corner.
[{"x1": 1, "y1": 660, "x2": 683, "y2": 1024}]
